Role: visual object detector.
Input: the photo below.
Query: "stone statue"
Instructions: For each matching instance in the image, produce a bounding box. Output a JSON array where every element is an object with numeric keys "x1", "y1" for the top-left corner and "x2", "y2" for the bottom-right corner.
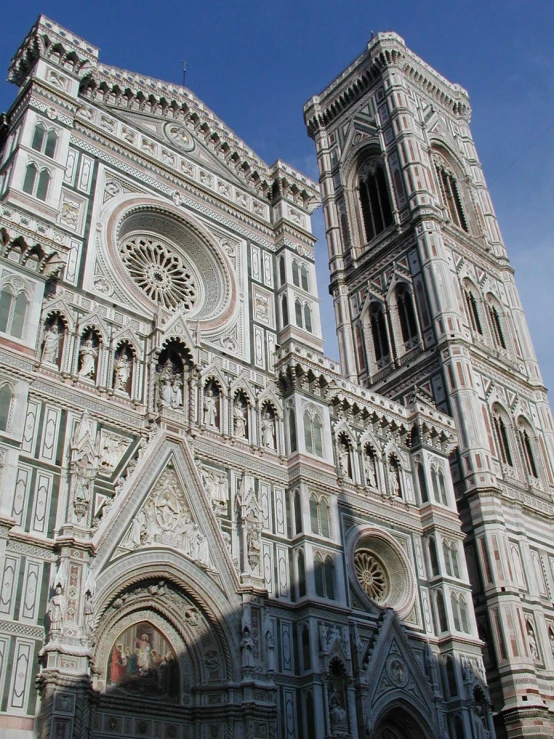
[
  {"x1": 114, "y1": 353, "x2": 131, "y2": 392},
  {"x1": 364, "y1": 450, "x2": 377, "y2": 488},
  {"x1": 204, "y1": 386, "x2": 218, "y2": 428},
  {"x1": 266, "y1": 628, "x2": 276, "y2": 672},
  {"x1": 233, "y1": 400, "x2": 247, "y2": 438},
  {"x1": 261, "y1": 409, "x2": 276, "y2": 449},
  {"x1": 159, "y1": 360, "x2": 176, "y2": 407},
  {"x1": 240, "y1": 626, "x2": 254, "y2": 669},
  {"x1": 171, "y1": 376, "x2": 183, "y2": 408},
  {"x1": 390, "y1": 468, "x2": 401, "y2": 497},
  {"x1": 48, "y1": 585, "x2": 66, "y2": 636},
  {"x1": 474, "y1": 705, "x2": 490, "y2": 739},
  {"x1": 527, "y1": 625, "x2": 540, "y2": 661},
  {"x1": 329, "y1": 692, "x2": 347, "y2": 729},
  {"x1": 84, "y1": 590, "x2": 94, "y2": 636},
  {"x1": 42, "y1": 323, "x2": 62, "y2": 364},
  {"x1": 338, "y1": 441, "x2": 350, "y2": 477},
  {"x1": 78, "y1": 338, "x2": 98, "y2": 379}
]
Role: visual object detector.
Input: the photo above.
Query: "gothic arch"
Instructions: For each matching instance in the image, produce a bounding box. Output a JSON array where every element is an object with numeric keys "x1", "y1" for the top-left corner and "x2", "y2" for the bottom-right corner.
[{"x1": 373, "y1": 700, "x2": 434, "y2": 739}]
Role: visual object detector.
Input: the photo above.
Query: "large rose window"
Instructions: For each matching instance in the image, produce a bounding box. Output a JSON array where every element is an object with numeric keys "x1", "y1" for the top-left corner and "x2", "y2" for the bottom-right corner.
[
  {"x1": 349, "y1": 529, "x2": 415, "y2": 618},
  {"x1": 119, "y1": 236, "x2": 196, "y2": 311},
  {"x1": 354, "y1": 549, "x2": 388, "y2": 602}
]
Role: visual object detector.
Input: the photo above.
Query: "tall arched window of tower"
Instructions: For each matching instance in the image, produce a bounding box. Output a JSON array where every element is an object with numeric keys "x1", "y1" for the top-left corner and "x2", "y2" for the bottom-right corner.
[
  {"x1": 517, "y1": 418, "x2": 539, "y2": 480},
  {"x1": 368, "y1": 302, "x2": 390, "y2": 369},
  {"x1": 492, "y1": 406, "x2": 513, "y2": 468},
  {"x1": 432, "y1": 151, "x2": 468, "y2": 232},
  {"x1": 486, "y1": 295, "x2": 507, "y2": 350},
  {"x1": 395, "y1": 283, "x2": 419, "y2": 349},
  {"x1": 462, "y1": 280, "x2": 483, "y2": 336},
  {"x1": 357, "y1": 157, "x2": 393, "y2": 244}
]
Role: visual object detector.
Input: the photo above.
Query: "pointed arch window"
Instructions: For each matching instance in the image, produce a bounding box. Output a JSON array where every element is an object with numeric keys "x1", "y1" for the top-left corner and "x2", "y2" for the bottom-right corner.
[
  {"x1": 519, "y1": 426, "x2": 538, "y2": 478},
  {"x1": 488, "y1": 301, "x2": 506, "y2": 349},
  {"x1": 0, "y1": 384, "x2": 14, "y2": 432},
  {"x1": 493, "y1": 412, "x2": 513, "y2": 466},
  {"x1": 295, "y1": 299, "x2": 303, "y2": 327},
  {"x1": 310, "y1": 494, "x2": 331, "y2": 538},
  {"x1": 297, "y1": 549, "x2": 306, "y2": 597},
  {"x1": 300, "y1": 264, "x2": 309, "y2": 291},
  {"x1": 294, "y1": 490, "x2": 302, "y2": 534},
  {"x1": 0, "y1": 286, "x2": 29, "y2": 339},
  {"x1": 304, "y1": 408, "x2": 324, "y2": 457},
  {"x1": 369, "y1": 302, "x2": 390, "y2": 367},
  {"x1": 417, "y1": 463, "x2": 428, "y2": 503},
  {"x1": 31, "y1": 121, "x2": 58, "y2": 158},
  {"x1": 436, "y1": 163, "x2": 468, "y2": 232},
  {"x1": 292, "y1": 261, "x2": 300, "y2": 287},
  {"x1": 288, "y1": 408, "x2": 297, "y2": 453},
  {"x1": 443, "y1": 541, "x2": 461, "y2": 579},
  {"x1": 314, "y1": 552, "x2": 336, "y2": 600},
  {"x1": 435, "y1": 589, "x2": 448, "y2": 632},
  {"x1": 428, "y1": 536, "x2": 440, "y2": 577},
  {"x1": 396, "y1": 284, "x2": 418, "y2": 345},
  {"x1": 23, "y1": 162, "x2": 50, "y2": 201},
  {"x1": 279, "y1": 257, "x2": 286, "y2": 286},
  {"x1": 464, "y1": 287, "x2": 483, "y2": 334},
  {"x1": 303, "y1": 304, "x2": 312, "y2": 333},
  {"x1": 358, "y1": 158, "x2": 393, "y2": 243},
  {"x1": 281, "y1": 295, "x2": 289, "y2": 327}
]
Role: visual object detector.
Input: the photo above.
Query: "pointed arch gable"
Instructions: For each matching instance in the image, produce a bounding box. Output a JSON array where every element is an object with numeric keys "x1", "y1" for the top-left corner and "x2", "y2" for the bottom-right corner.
[
  {"x1": 200, "y1": 364, "x2": 227, "y2": 394},
  {"x1": 93, "y1": 433, "x2": 240, "y2": 598},
  {"x1": 257, "y1": 386, "x2": 283, "y2": 419},
  {"x1": 229, "y1": 374, "x2": 256, "y2": 405}
]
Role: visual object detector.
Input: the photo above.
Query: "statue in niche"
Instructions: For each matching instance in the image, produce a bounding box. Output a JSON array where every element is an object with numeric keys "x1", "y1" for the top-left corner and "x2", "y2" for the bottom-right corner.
[
  {"x1": 84, "y1": 590, "x2": 94, "y2": 637},
  {"x1": 114, "y1": 350, "x2": 132, "y2": 393},
  {"x1": 48, "y1": 584, "x2": 66, "y2": 636},
  {"x1": 329, "y1": 692, "x2": 347, "y2": 730},
  {"x1": 233, "y1": 397, "x2": 248, "y2": 439},
  {"x1": 159, "y1": 360, "x2": 182, "y2": 409},
  {"x1": 240, "y1": 626, "x2": 254, "y2": 669},
  {"x1": 337, "y1": 438, "x2": 351, "y2": 478},
  {"x1": 261, "y1": 407, "x2": 276, "y2": 449},
  {"x1": 364, "y1": 448, "x2": 378, "y2": 488},
  {"x1": 203, "y1": 384, "x2": 219, "y2": 428},
  {"x1": 266, "y1": 628, "x2": 275, "y2": 672},
  {"x1": 527, "y1": 623, "x2": 540, "y2": 661},
  {"x1": 78, "y1": 335, "x2": 99, "y2": 379},
  {"x1": 42, "y1": 319, "x2": 64, "y2": 365},
  {"x1": 474, "y1": 705, "x2": 490, "y2": 739}
]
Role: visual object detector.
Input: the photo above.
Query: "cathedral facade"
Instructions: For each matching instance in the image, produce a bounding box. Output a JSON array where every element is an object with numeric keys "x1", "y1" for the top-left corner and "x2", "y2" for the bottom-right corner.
[{"x1": 0, "y1": 15, "x2": 549, "y2": 739}]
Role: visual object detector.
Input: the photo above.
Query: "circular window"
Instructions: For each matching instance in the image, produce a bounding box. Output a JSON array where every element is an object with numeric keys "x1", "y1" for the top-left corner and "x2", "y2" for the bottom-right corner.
[
  {"x1": 119, "y1": 236, "x2": 197, "y2": 311},
  {"x1": 349, "y1": 528, "x2": 415, "y2": 617},
  {"x1": 354, "y1": 549, "x2": 388, "y2": 602}
]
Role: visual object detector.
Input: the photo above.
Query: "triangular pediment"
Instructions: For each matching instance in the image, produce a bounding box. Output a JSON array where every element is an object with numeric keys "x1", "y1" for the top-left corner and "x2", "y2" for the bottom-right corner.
[
  {"x1": 363, "y1": 611, "x2": 437, "y2": 733},
  {"x1": 92, "y1": 433, "x2": 238, "y2": 596},
  {"x1": 104, "y1": 107, "x2": 248, "y2": 189}
]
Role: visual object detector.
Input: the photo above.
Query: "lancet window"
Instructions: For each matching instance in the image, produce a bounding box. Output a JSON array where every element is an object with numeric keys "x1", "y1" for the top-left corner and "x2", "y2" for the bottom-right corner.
[
  {"x1": 369, "y1": 302, "x2": 390, "y2": 368},
  {"x1": 314, "y1": 552, "x2": 336, "y2": 600},
  {"x1": 0, "y1": 384, "x2": 14, "y2": 432},
  {"x1": 443, "y1": 540, "x2": 461, "y2": 578},
  {"x1": 0, "y1": 285, "x2": 28, "y2": 339},
  {"x1": 304, "y1": 408, "x2": 324, "y2": 457},
  {"x1": 22, "y1": 162, "x2": 51, "y2": 201},
  {"x1": 487, "y1": 299, "x2": 506, "y2": 349},
  {"x1": 31, "y1": 121, "x2": 58, "y2": 158},
  {"x1": 417, "y1": 463, "x2": 428, "y2": 503},
  {"x1": 309, "y1": 494, "x2": 331, "y2": 538},
  {"x1": 518, "y1": 423, "x2": 538, "y2": 478},
  {"x1": 463, "y1": 283, "x2": 483, "y2": 335},
  {"x1": 292, "y1": 260, "x2": 309, "y2": 291},
  {"x1": 396, "y1": 283, "x2": 418, "y2": 346},
  {"x1": 451, "y1": 592, "x2": 470, "y2": 633},
  {"x1": 357, "y1": 157, "x2": 393, "y2": 242},
  {"x1": 435, "y1": 162, "x2": 468, "y2": 231},
  {"x1": 493, "y1": 410, "x2": 513, "y2": 466},
  {"x1": 431, "y1": 465, "x2": 448, "y2": 506}
]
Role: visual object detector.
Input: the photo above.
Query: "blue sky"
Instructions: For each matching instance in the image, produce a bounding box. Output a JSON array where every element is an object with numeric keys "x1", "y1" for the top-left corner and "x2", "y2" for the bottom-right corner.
[{"x1": 2, "y1": 2, "x2": 554, "y2": 391}]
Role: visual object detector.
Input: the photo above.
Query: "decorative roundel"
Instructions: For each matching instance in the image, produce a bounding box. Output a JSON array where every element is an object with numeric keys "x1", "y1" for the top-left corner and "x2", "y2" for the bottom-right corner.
[
  {"x1": 354, "y1": 549, "x2": 388, "y2": 602},
  {"x1": 119, "y1": 236, "x2": 197, "y2": 311},
  {"x1": 164, "y1": 122, "x2": 195, "y2": 152},
  {"x1": 349, "y1": 528, "x2": 415, "y2": 618}
]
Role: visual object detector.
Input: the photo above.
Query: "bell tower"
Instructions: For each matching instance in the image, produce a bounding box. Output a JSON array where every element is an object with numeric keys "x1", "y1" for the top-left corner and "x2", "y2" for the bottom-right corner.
[{"x1": 305, "y1": 32, "x2": 554, "y2": 738}]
